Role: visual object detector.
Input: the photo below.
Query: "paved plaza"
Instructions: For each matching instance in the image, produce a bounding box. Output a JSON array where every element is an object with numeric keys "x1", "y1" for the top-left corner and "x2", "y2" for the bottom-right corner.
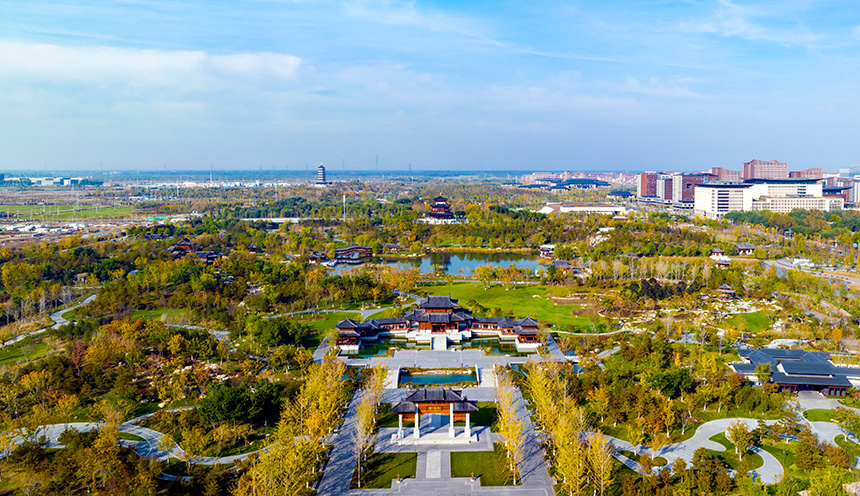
[{"x1": 317, "y1": 372, "x2": 555, "y2": 496}]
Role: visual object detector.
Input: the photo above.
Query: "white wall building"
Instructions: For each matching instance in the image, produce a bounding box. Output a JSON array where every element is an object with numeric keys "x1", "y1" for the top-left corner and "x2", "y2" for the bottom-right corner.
[{"x1": 694, "y1": 178, "x2": 842, "y2": 219}]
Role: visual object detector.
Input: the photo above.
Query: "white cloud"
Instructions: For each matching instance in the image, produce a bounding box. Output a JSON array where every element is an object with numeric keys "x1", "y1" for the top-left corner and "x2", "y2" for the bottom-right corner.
[
  {"x1": 0, "y1": 41, "x2": 303, "y2": 90},
  {"x1": 680, "y1": 0, "x2": 820, "y2": 47}
]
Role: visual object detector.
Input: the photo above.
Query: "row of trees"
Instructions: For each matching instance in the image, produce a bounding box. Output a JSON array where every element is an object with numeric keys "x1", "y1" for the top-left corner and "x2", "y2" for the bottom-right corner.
[
  {"x1": 523, "y1": 363, "x2": 614, "y2": 496},
  {"x1": 234, "y1": 357, "x2": 350, "y2": 495}
]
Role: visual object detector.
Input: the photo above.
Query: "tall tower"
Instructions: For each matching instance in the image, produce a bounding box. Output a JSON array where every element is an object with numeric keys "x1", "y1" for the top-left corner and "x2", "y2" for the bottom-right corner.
[{"x1": 317, "y1": 163, "x2": 326, "y2": 184}]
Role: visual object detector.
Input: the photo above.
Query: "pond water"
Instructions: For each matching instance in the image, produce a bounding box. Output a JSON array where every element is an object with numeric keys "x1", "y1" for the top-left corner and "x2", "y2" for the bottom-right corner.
[
  {"x1": 339, "y1": 337, "x2": 536, "y2": 358},
  {"x1": 333, "y1": 251, "x2": 542, "y2": 276},
  {"x1": 399, "y1": 373, "x2": 478, "y2": 386}
]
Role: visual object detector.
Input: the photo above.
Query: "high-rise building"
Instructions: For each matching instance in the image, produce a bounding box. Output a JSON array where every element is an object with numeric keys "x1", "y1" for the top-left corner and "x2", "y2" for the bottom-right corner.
[
  {"x1": 656, "y1": 175, "x2": 673, "y2": 202},
  {"x1": 789, "y1": 168, "x2": 823, "y2": 179},
  {"x1": 839, "y1": 166, "x2": 860, "y2": 178},
  {"x1": 637, "y1": 172, "x2": 658, "y2": 197},
  {"x1": 694, "y1": 178, "x2": 841, "y2": 218},
  {"x1": 742, "y1": 159, "x2": 788, "y2": 179},
  {"x1": 672, "y1": 173, "x2": 715, "y2": 203},
  {"x1": 710, "y1": 167, "x2": 741, "y2": 182}
]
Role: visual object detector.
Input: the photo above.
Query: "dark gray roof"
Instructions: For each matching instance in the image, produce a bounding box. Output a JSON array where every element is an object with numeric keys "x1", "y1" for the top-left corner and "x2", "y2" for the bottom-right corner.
[
  {"x1": 771, "y1": 372, "x2": 851, "y2": 387},
  {"x1": 338, "y1": 330, "x2": 360, "y2": 337},
  {"x1": 404, "y1": 387, "x2": 466, "y2": 402},
  {"x1": 736, "y1": 244, "x2": 755, "y2": 250},
  {"x1": 373, "y1": 317, "x2": 407, "y2": 325},
  {"x1": 336, "y1": 318, "x2": 360, "y2": 329},
  {"x1": 516, "y1": 327, "x2": 538, "y2": 336},
  {"x1": 780, "y1": 361, "x2": 836, "y2": 376},
  {"x1": 518, "y1": 317, "x2": 539, "y2": 328},
  {"x1": 737, "y1": 348, "x2": 849, "y2": 388},
  {"x1": 498, "y1": 318, "x2": 516, "y2": 328},
  {"x1": 429, "y1": 313, "x2": 451, "y2": 323},
  {"x1": 421, "y1": 295, "x2": 458, "y2": 309}
]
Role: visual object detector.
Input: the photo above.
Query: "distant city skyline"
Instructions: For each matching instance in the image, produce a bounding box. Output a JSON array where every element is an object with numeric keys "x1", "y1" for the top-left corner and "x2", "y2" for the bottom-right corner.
[{"x1": 2, "y1": 1, "x2": 860, "y2": 171}]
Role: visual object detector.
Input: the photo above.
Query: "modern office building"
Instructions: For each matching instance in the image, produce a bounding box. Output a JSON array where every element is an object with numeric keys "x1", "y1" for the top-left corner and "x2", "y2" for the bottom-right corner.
[
  {"x1": 694, "y1": 178, "x2": 842, "y2": 219},
  {"x1": 789, "y1": 168, "x2": 823, "y2": 179},
  {"x1": 710, "y1": 167, "x2": 741, "y2": 182},
  {"x1": 673, "y1": 173, "x2": 716, "y2": 203},
  {"x1": 637, "y1": 172, "x2": 658, "y2": 197},
  {"x1": 656, "y1": 175, "x2": 673, "y2": 202},
  {"x1": 742, "y1": 159, "x2": 789, "y2": 179}
]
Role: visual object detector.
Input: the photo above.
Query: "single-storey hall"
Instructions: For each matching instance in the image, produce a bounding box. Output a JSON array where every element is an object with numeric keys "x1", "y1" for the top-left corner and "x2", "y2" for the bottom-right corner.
[
  {"x1": 335, "y1": 295, "x2": 542, "y2": 352},
  {"x1": 730, "y1": 348, "x2": 859, "y2": 396}
]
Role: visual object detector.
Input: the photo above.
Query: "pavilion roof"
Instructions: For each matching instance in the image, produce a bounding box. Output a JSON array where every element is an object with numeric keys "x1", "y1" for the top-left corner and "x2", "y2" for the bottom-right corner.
[{"x1": 390, "y1": 387, "x2": 479, "y2": 413}]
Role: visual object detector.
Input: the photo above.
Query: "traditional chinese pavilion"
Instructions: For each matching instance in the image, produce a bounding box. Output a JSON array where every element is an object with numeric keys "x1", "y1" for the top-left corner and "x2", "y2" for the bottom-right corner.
[
  {"x1": 335, "y1": 295, "x2": 542, "y2": 352},
  {"x1": 429, "y1": 195, "x2": 454, "y2": 221},
  {"x1": 390, "y1": 387, "x2": 478, "y2": 440}
]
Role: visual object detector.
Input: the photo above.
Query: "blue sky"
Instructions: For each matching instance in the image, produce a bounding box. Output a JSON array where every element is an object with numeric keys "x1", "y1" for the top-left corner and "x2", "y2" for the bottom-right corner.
[{"x1": 1, "y1": 0, "x2": 859, "y2": 172}]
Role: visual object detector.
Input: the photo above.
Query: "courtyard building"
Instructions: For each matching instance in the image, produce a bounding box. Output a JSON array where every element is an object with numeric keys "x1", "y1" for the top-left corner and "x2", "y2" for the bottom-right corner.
[{"x1": 335, "y1": 295, "x2": 542, "y2": 352}]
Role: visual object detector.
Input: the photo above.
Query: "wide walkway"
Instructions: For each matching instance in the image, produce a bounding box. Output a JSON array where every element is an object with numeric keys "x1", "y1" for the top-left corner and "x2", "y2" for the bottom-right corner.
[{"x1": 318, "y1": 386, "x2": 554, "y2": 495}]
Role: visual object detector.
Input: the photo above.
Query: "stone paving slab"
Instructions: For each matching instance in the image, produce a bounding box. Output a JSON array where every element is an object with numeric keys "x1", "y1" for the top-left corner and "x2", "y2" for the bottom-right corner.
[{"x1": 426, "y1": 451, "x2": 442, "y2": 478}]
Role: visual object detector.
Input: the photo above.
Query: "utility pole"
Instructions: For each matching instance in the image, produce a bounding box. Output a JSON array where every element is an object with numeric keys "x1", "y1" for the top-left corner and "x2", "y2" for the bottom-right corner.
[
  {"x1": 375, "y1": 155, "x2": 379, "y2": 172},
  {"x1": 343, "y1": 194, "x2": 346, "y2": 223}
]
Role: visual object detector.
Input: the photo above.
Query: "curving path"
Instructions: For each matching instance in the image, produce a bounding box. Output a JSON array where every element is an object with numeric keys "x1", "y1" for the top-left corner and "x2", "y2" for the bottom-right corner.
[
  {"x1": 4, "y1": 412, "x2": 262, "y2": 468},
  {"x1": 1, "y1": 294, "x2": 97, "y2": 348},
  {"x1": 606, "y1": 418, "x2": 784, "y2": 484}
]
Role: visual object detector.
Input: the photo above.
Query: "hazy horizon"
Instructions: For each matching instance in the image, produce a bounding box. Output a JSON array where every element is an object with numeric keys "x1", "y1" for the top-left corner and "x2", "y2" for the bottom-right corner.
[{"x1": 2, "y1": 1, "x2": 859, "y2": 171}]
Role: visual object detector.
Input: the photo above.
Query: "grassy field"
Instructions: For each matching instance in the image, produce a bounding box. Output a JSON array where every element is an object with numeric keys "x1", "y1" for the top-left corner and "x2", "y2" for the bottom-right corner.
[
  {"x1": 295, "y1": 312, "x2": 361, "y2": 347},
  {"x1": 0, "y1": 205, "x2": 135, "y2": 220},
  {"x1": 450, "y1": 444, "x2": 518, "y2": 486},
  {"x1": 351, "y1": 452, "x2": 417, "y2": 489},
  {"x1": 708, "y1": 432, "x2": 764, "y2": 472},
  {"x1": 723, "y1": 311, "x2": 771, "y2": 333},
  {"x1": 132, "y1": 308, "x2": 189, "y2": 321},
  {"x1": 0, "y1": 335, "x2": 49, "y2": 366},
  {"x1": 422, "y1": 282, "x2": 600, "y2": 330},
  {"x1": 803, "y1": 409, "x2": 835, "y2": 422},
  {"x1": 617, "y1": 450, "x2": 668, "y2": 467},
  {"x1": 118, "y1": 432, "x2": 146, "y2": 442}
]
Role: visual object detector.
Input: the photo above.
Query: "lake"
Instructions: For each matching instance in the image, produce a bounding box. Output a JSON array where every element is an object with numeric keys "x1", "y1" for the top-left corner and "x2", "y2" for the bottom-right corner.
[{"x1": 333, "y1": 251, "x2": 542, "y2": 276}]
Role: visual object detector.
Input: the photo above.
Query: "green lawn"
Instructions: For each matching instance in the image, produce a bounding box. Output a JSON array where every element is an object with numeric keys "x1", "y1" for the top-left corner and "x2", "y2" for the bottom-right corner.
[
  {"x1": 708, "y1": 432, "x2": 764, "y2": 472},
  {"x1": 760, "y1": 439, "x2": 803, "y2": 479},
  {"x1": 422, "y1": 282, "x2": 601, "y2": 330},
  {"x1": 118, "y1": 432, "x2": 146, "y2": 442},
  {"x1": 803, "y1": 409, "x2": 835, "y2": 422},
  {"x1": 450, "y1": 444, "x2": 518, "y2": 486},
  {"x1": 835, "y1": 435, "x2": 860, "y2": 460},
  {"x1": 296, "y1": 312, "x2": 361, "y2": 347},
  {"x1": 352, "y1": 452, "x2": 417, "y2": 489},
  {"x1": 724, "y1": 311, "x2": 771, "y2": 333},
  {"x1": 0, "y1": 336, "x2": 48, "y2": 366},
  {"x1": 131, "y1": 308, "x2": 189, "y2": 321},
  {"x1": 617, "y1": 450, "x2": 668, "y2": 467}
]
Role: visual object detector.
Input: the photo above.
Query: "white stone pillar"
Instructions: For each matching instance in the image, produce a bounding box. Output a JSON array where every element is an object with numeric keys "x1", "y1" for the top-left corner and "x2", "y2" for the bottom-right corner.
[
  {"x1": 465, "y1": 412, "x2": 471, "y2": 440},
  {"x1": 414, "y1": 412, "x2": 420, "y2": 439},
  {"x1": 449, "y1": 403, "x2": 455, "y2": 438},
  {"x1": 398, "y1": 414, "x2": 403, "y2": 439}
]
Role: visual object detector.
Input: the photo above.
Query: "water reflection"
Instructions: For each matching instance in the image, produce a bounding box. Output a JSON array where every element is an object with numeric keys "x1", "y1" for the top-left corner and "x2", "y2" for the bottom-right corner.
[{"x1": 333, "y1": 251, "x2": 541, "y2": 276}]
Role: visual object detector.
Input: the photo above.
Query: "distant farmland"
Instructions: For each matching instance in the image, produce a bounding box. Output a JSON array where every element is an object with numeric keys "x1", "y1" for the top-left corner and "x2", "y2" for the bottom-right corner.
[{"x1": 0, "y1": 205, "x2": 136, "y2": 221}]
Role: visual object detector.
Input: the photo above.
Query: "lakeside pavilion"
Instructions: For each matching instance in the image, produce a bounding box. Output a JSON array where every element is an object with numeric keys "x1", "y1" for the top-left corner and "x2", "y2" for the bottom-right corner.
[
  {"x1": 390, "y1": 387, "x2": 479, "y2": 441},
  {"x1": 335, "y1": 294, "x2": 542, "y2": 352}
]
